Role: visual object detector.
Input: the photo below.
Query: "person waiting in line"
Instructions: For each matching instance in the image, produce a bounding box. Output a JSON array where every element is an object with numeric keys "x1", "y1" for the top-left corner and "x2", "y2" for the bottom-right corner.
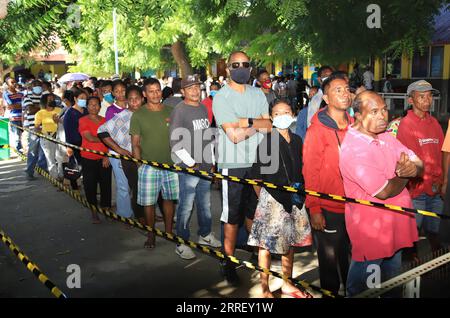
[
  {"x1": 302, "y1": 73, "x2": 353, "y2": 296},
  {"x1": 64, "y1": 89, "x2": 88, "y2": 164},
  {"x1": 23, "y1": 79, "x2": 48, "y2": 180},
  {"x1": 104, "y1": 80, "x2": 133, "y2": 219},
  {"x1": 130, "y1": 78, "x2": 179, "y2": 248},
  {"x1": 397, "y1": 80, "x2": 444, "y2": 256},
  {"x1": 98, "y1": 86, "x2": 145, "y2": 224},
  {"x1": 170, "y1": 75, "x2": 222, "y2": 260},
  {"x1": 34, "y1": 93, "x2": 61, "y2": 179},
  {"x1": 200, "y1": 81, "x2": 221, "y2": 125},
  {"x1": 78, "y1": 96, "x2": 112, "y2": 224},
  {"x1": 256, "y1": 69, "x2": 277, "y2": 106},
  {"x1": 340, "y1": 91, "x2": 422, "y2": 297},
  {"x1": 248, "y1": 100, "x2": 312, "y2": 298}
]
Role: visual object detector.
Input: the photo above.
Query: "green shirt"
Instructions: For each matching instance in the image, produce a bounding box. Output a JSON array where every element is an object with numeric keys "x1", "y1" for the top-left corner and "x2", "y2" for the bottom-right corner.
[
  {"x1": 129, "y1": 105, "x2": 173, "y2": 164},
  {"x1": 212, "y1": 84, "x2": 269, "y2": 169}
]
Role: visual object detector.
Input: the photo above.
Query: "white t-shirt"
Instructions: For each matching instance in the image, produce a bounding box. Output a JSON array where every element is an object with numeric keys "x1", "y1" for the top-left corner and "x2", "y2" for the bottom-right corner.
[{"x1": 363, "y1": 71, "x2": 374, "y2": 90}]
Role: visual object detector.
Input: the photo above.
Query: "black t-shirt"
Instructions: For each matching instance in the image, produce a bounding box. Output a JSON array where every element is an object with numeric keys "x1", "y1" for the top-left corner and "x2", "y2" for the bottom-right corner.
[{"x1": 251, "y1": 129, "x2": 304, "y2": 212}]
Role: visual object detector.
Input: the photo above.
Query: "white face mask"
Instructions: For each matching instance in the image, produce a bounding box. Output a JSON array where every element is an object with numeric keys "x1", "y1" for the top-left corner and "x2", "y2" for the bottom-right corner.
[{"x1": 272, "y1": 114, "x2": 296, "y2": 129}]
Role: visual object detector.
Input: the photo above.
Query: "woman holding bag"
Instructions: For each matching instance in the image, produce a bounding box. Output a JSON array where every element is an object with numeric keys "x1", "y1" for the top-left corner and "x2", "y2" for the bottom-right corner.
[{"x1": 248, "y1": 99, "x2": 312, "y2": 298}]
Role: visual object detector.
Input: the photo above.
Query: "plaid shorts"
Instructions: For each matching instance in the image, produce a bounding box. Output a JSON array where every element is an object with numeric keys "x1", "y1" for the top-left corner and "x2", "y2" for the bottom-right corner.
[{"x1": 137, "y1": 165, "x2": 179, "y2": 206}]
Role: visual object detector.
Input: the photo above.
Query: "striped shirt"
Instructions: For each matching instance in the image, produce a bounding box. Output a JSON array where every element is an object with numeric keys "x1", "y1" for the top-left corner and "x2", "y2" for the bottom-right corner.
[
  {"x1": 2, "y1": 90, "x2": 24, "y2": 122},
  {"x1": 22, "y1": 93, "x2": 42, "y2": 128}
]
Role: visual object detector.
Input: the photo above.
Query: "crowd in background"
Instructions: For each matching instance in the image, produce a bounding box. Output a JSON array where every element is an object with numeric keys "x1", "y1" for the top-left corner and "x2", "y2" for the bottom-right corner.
[{"x1": 1, "y1": 52, "x2": 449, "y2": 298}]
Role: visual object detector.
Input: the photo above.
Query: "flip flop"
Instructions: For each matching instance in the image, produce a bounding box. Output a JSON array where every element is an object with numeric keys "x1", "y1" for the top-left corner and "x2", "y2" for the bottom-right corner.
[{"x1": 282, "y1": 290, "x2": 313, "y2": 298}]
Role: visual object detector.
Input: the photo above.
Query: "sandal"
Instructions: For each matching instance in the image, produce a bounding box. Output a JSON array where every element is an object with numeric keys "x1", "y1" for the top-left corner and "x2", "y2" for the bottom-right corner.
[{"x1": 281, "y1": 289, "x2": 313, "y2": 298}]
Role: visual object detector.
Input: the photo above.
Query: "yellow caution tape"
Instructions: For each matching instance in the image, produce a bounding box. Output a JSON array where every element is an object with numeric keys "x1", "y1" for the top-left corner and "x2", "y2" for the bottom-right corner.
[
  {"x1": 0, "y1": 230, "x2": 67, "y2": 299},
  {"x1": 3, "y1": 120, "x2": 445, "y2": 221}
]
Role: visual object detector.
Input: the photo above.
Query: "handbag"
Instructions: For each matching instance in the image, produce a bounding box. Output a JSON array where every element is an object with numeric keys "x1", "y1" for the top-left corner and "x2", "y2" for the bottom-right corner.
[
  {"x1": 279, "y1": 141, "x2": 306, "y2": 209},
  {"x1": 63, "y1": 156, "x2": 82, "y2": 181}
]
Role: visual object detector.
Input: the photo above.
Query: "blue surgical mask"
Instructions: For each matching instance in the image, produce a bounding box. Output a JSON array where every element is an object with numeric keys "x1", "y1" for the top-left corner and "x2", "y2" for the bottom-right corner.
[
  {"x1": 32, "y1": 86, "x2": 43, "y2": 95},
  {"x1": 78, "y1": 99, "x2": 87, "y2": 108},
  {"x1": 103, "y1": 92, "x2": 114, "y2": 104},
  {"x1": 210, "y1": 90, "x2": 217, "y2": 98},
  {"x1": 272, "y1": 114, "x2": 296, "y2": 129}
]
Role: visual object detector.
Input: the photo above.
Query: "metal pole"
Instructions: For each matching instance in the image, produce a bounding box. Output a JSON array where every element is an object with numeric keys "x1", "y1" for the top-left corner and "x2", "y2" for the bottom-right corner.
[{"x1": 113, "y1": 8, "x2": 119, "y2": 75}]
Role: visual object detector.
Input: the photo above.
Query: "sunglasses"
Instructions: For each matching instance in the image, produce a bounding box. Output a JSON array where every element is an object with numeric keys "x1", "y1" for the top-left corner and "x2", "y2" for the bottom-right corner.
[{"x1": 229, "y1": 62, "x2": 251, "y2": 69}]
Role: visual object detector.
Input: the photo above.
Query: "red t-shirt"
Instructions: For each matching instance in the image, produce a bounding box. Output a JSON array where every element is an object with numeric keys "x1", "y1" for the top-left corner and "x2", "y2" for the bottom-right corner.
[
  {"x1": 397, "y1": 110, "x2": 444, "y2": 198},
  {"x1": 78, "y1": 116, "x2": 108, "y2": 160},
  {"x1": 201, "y1": 97, "x2": 213, "y2": 123}
]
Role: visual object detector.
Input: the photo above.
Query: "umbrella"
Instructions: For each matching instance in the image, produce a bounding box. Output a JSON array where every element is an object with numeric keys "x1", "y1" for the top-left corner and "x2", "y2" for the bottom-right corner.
[{"x1": 59, "y1": 72, "x2": 90, "y2": 83}]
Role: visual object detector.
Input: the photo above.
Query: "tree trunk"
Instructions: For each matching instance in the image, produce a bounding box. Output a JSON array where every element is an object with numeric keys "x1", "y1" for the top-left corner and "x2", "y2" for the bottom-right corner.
[{"x1": 171, "y1": 40, "x2": 193, "y2": 78}]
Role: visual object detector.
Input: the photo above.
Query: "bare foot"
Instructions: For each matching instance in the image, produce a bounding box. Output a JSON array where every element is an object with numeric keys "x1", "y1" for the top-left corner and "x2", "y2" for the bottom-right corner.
[{"x1": 261, "y1": 291, "x2": 274, "y2": 298}]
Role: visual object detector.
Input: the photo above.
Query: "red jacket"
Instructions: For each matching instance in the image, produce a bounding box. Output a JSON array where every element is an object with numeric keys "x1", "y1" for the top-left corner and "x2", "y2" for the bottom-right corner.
[
  {"x1": 302, "y1": 108, "x2": 353, "y2": 214},
  {"x1": 397, "y1": 110, "x2": 444, "y2": 198}
]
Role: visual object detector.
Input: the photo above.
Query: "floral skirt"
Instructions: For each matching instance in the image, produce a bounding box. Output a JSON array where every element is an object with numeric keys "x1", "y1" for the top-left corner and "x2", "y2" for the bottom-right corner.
[{"x1": 248, "y1": 188, "x2": 312, "y2": 255}]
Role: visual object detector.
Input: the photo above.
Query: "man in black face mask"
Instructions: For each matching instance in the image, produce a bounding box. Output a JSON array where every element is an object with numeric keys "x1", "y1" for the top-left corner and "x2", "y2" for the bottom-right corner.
[{"x1": 212, "y1": 51, "x2": 272, "y2": 285}]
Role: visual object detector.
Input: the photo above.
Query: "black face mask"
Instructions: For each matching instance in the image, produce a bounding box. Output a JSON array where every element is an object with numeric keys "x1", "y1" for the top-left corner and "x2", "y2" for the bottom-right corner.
[{"x1": 230, "y1": 67, "x2": 251, "y2": 84}]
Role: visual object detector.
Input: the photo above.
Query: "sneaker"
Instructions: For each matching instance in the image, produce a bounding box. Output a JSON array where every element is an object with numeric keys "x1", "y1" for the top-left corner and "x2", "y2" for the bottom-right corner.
[
  {"x1": 220, "y1": 260, "x2": 240, "y2": 286},
  {"x1": 198, "y1": 233, "x2": 222, "y2": 248},
  {"x1": 175, "y1": 244, "x2": 196, "y2": 260},
  {"x1": 26, "y1": 174, "x2": 36, "y2": 181}
]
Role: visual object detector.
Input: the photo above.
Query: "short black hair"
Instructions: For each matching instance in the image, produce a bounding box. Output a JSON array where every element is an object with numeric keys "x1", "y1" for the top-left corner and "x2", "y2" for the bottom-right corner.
[
  {"x1": 318, "y1": 65, "x2": 333, "y2": 78},
  {"x1": 126, "y1": 85, "x2": 143, "y2": 99},
  {"x1": 143, "y1": 77, "x2": 161, "y2": 90},
  {"x1": 112, "y1": 80, "x2": 126, "y2": 91},
  {"x1": 210, "y1": 81, "x2": 221, "y2": 90},
  {"x1": 162, "y1": 86, "x2": 174, "y2": 100},
  {"x1": 100, "y1": 80, "x2": 112, "y2": 88},
  {"x1": 73, "y1": 88, "x2": 87, "y2": 99},
  {"x1": 87, "y1": 96, "x2": 101, "y2": 106},
  {"x1": 171, "y1": 78, "x2": 182, "y2": 94},
  {"x1": 63, "y1": 90, "x2": 75, "y2": 106},
  {"x1": 40, "y1": 93, "x2": 55, "y2": 107},
  {"x1": 84, "y1": 86, "x2": 94, "y2": 96},
  {"x1": 31, "y1": 79, "x2": 42, "y2": 87},
  {"x1": 269, "y1": 98, "x2": 290, "y2": 115},
  {"x1": 321, "y1": 72, "x2": 348, "y2": 94},
  {"x1": 257, "y1": 69, "x2": 269, "y2": 80}
]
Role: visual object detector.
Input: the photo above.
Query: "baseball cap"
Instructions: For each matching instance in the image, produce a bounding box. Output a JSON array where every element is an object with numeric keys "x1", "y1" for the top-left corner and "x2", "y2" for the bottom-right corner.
[
  {"x1": 407, "y1": 80, "x2": 439, "y2": 96},
  {"x1": 181, "y1": 75, "x2": 202, "y2": 89}
]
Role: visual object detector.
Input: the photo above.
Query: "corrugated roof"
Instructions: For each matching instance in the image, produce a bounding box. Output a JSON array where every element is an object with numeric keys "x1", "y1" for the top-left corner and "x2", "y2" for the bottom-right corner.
[{"x1": 432, "y1": 5, "x2": 450, "y2": 45}]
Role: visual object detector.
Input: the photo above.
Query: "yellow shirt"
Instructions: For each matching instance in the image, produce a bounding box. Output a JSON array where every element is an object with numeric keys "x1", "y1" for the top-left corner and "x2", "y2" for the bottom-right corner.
[{"x1": 35, "y1": 108, "x2": 60, "y2": 133}]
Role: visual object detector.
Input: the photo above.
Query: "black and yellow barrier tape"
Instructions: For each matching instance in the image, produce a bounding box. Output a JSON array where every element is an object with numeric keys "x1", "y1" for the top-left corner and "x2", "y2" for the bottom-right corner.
[
  {"x1": 2, "y1": 120, "x2": 450, "y2": 219},
  {"x1": 2, "y1": 119, "x2": 446, "y2": 221},
  {"x1": 0, "y1": 144, "x2": 10, "y2": 148},
  {"x1": 0, "y1": 229, "x2": 67, "y2": 298},
  {"x1": 11, "y1": 148, "x2": 339, "y2": 298}
]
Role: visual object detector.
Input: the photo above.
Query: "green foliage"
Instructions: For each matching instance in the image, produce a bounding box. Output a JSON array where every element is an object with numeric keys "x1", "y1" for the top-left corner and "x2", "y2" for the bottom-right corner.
[{"x1": 0, "y1": 0, "x2": 447, "y2": 76}]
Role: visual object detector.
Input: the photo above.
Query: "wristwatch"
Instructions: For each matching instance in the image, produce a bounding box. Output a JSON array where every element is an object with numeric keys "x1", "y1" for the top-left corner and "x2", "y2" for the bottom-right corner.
[{"x1": 248, "y1": 118, "x2": 254, "y2": 128}]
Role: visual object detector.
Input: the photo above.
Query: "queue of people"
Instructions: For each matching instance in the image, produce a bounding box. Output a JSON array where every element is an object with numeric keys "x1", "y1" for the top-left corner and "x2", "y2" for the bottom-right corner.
[{"x1": 2, "y1": 51, "x2": 448, "y2": 299}]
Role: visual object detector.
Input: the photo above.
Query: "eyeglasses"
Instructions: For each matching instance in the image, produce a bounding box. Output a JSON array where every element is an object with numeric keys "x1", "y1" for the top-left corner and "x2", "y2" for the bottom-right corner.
[{"x1": 229, "y1": 62, "x2": 251, "y2": 69}]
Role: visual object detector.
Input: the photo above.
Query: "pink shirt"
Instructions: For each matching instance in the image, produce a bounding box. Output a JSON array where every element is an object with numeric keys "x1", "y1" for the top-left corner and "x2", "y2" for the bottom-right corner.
[{"x1": 339, "y1": 127, "x2": 419, "y2": 261}]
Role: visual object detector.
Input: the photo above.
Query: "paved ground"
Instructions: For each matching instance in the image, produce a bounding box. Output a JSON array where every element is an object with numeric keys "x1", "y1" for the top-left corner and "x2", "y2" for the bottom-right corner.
[
  {"x1": 0, "y1": 156, "x2": 320, "y2": 298},
  {"x1": 1, "y1": 156, "x2": 449, "y2": 298}
]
